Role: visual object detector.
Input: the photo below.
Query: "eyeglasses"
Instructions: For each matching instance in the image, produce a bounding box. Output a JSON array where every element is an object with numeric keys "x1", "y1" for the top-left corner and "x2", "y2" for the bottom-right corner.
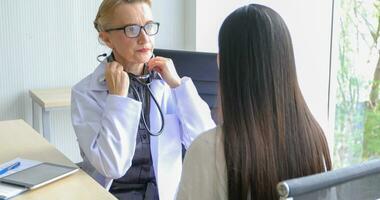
[{"x1": 105, "y1": 22, "x2": 160, "y2": 38}]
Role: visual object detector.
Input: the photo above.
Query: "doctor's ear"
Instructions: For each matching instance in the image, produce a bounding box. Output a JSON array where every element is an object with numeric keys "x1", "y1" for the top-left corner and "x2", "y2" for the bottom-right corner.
[{"x1": 99, "y1": 32, "x2": 114, "y2": 49}]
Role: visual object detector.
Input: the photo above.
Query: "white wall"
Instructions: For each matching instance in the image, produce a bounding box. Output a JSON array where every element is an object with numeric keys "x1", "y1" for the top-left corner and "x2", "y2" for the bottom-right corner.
[
  {"x1": 195, "y1": 1, "x2": 242, "y2": 52},
  {"x1": 0, "y1": 0, "x2": 185, "y2": 162},
  {"x1": 184, "y1": 0, "x2": 196, "y2": 50},
  {"x1": 152, "y1": 0, "x2": 185, "y2": 50},
  {"x1": 0, "y1": 0, "x2": 105, "y2": 163}
]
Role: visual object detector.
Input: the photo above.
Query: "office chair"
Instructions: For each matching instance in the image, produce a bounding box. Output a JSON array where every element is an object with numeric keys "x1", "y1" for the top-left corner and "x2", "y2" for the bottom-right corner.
[
  {"x1": 277, "y1": 159, "x2": 380, "y2": 200},
  {"x1": 154, "y1": 49, "x2": 219, "y2": 123}
]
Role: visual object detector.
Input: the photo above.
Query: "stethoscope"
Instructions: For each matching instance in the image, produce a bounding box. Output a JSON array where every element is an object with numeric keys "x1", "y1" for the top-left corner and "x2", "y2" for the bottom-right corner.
[{"x1": 97, "y1": 53, "x2": 164, "y2": 136}]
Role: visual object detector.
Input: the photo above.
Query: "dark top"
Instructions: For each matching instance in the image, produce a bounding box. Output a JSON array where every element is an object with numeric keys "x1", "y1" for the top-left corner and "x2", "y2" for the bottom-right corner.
[{"x1": 109, "y1": 78, "x2": 159, "y2": 200}]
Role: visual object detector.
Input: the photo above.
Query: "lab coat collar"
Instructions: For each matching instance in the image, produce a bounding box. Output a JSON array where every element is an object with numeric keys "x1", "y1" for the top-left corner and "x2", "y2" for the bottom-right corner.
[
  {"x1": 89, "y1": 61, "x2": 108, "y2": 91},
  {"x1": 88, "y1": 61, "x2": 163, "y2": 92}
]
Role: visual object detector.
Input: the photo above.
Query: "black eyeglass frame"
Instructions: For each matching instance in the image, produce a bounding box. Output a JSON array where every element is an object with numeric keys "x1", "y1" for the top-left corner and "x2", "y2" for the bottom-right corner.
[{"x1": 105, "y1": 22, "x2": 160, "y2": 38}]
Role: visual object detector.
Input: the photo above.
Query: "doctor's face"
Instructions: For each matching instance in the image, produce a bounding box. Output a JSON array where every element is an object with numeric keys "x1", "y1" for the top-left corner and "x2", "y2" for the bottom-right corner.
[{"x1": 102, "y1": 2, "x2": 155, "y2": 66}]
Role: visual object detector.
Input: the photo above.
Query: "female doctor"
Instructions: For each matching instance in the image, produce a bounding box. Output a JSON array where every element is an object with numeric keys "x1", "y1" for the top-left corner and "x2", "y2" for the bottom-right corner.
[{"x1": 71, "y1": 0, "x2": 215, "y2": 199}]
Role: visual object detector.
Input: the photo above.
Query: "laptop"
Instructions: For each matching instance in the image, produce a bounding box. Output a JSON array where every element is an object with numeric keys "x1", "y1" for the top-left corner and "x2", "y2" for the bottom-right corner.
[{"x1": 0, "y1": 162, "x2": 79, "y2": 190}]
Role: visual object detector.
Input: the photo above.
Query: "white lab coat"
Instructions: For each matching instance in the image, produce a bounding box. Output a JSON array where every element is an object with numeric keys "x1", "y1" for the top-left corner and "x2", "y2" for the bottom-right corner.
[{"x1": 71, "y1": 60, "x2": 215, "y2": 200}]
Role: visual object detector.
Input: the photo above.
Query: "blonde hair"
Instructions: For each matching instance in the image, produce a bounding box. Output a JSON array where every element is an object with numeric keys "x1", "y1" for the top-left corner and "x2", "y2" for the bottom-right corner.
[{"x1": 94, "y1": 0, "x2": 152, "y2": 32}]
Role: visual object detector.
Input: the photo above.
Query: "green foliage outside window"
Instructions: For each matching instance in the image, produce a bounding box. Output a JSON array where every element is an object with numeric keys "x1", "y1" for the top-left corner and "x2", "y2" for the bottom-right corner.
[{"x1": 334, "y1": 0, "x2": 380, "y2": 168}]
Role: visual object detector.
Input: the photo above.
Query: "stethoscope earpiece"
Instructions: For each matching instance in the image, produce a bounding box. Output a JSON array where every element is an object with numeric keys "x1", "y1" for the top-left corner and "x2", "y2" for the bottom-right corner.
[{"x1": 97, "y1": 53, "x2": 108, "y2": 62}]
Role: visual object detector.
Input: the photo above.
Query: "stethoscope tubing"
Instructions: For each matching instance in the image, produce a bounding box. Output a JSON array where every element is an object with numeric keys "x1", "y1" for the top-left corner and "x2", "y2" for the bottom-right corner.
[
  {"x1": 97, "y1": 52, "x2": 165, "y2": 136},
  {"x1": 130, "y1": 78, "x2": 165, "y2": 136}
]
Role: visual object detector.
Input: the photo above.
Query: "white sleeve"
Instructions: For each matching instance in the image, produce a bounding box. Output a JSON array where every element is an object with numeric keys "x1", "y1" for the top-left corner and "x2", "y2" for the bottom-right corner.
[
  {"x1": 171, "y1": 77, "x2": 216, "y2": 148},
  {"x1": 71, "y1": 87, "x2": 141, "y2": 179}
]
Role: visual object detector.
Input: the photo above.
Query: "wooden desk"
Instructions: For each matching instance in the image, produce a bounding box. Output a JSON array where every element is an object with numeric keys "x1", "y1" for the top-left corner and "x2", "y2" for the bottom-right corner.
[
  {"x1": 29, "y1": 88, "x2": 71, "y2": 141},
  {"x1": 0, "y1": 120, "x2": 116, "y2": 200}
]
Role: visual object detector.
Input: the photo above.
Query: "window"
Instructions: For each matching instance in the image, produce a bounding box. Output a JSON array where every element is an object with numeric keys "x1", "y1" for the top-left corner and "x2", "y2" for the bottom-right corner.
[{"x1": 333, "y1": 0, "x2": 380, "y2": 168}]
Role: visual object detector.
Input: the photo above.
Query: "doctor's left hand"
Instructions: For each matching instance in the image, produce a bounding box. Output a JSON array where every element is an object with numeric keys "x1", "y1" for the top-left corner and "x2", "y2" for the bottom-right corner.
[{"x1": 147, "y1": 56, "x2": 181, "y2": 88}]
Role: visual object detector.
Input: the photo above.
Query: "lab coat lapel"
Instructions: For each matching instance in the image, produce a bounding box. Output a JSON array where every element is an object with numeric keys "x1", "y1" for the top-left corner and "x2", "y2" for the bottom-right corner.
[
  {"x1": 148, "y1": 79, "x2": 164, "y2": 179},
  {"x1": 149, "y1": 80, "x2": 182, "y2": 200}
]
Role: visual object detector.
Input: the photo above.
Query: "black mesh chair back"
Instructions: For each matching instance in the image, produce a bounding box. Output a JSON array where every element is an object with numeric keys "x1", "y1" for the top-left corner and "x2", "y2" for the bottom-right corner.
[{"x1": 154, "y1": 49, "x2": 219, "y2": 123}]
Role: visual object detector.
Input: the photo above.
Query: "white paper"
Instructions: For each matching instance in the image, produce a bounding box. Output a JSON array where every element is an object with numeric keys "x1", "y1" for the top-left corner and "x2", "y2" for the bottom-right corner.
[
  {"x1": 0, "y1": 158, "x2": 40, "y2": 199},
  {"x1": 0, "y1": 158, "x2": 41, "y2": 178},
  {"x1": 0, "y1": 182, "x2": 27, "y2": 200}
]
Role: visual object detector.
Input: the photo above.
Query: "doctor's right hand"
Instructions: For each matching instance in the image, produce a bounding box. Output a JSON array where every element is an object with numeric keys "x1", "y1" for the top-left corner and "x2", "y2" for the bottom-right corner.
[{"x1": 105, "y1": 62, "x2": 129, "y2": 97}]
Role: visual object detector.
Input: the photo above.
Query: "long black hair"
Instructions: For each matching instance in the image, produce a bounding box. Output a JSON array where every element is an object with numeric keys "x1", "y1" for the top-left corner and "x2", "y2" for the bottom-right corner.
[{"x1": 218, "y1": 4, "x2": 332, "y2": 199}]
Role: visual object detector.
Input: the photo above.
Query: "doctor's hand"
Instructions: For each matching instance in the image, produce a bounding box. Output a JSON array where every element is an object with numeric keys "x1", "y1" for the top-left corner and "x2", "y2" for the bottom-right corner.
[
  {"x1": 147, "y1": 57, "x2": 181, "y2": 88},
  {"x1": 105, "y1": 61, "x2": 129, "y2": 97}
]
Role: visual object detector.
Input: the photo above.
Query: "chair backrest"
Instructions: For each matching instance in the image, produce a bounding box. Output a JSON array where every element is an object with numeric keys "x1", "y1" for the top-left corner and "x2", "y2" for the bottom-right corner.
[
  {"x1": 154, "y1": 48, "x2": 219, "y2": 123},
  {"x1": 277, "y1": 159, "x2": 380, "y2": 200}
]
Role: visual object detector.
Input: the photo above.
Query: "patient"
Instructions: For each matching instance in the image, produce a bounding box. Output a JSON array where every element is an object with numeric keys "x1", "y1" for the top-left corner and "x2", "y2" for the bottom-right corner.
[{"x1": 176, "y1": 4, "x2": 332, "y2": 200}]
